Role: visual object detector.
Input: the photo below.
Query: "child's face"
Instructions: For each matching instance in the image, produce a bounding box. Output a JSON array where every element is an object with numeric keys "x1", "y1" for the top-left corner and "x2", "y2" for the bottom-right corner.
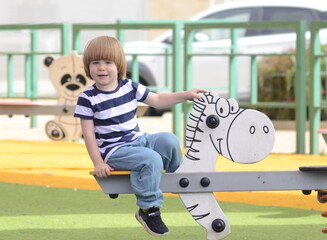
[{"x1": 89, "y1": 60, "x2": 118, "y2": 91}]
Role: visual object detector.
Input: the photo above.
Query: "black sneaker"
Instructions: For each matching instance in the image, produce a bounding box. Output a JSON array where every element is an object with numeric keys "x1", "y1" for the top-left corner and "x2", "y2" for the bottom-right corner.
[{"x1": 135, "y1": 207, "x2": 169, "y2": 236}]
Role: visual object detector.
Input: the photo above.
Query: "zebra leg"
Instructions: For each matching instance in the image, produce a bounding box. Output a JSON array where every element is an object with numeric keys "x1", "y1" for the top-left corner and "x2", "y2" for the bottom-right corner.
[{"x1": 179, "y1": 192, "x2": 231, "y2": 240}]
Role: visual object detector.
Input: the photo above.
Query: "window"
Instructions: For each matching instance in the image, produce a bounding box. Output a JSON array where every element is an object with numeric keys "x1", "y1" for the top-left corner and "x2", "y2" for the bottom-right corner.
[
  {"x1": 321, "y1": 11, "x2": 327, "y2": 20},
  {"x1": 258, "y1": 7, "x2": 319, "y2": 35}
]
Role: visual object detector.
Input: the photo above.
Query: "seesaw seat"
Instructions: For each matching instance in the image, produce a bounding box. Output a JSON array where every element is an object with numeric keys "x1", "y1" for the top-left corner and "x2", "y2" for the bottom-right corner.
[
  {"x1": 89, "y1": 170, "x2": 131, "y2": 176},
  {"x1": 0, "y1": 100, "x2": 41, "y2": 106},
  {"x1": 299, "y1": 166, "x2": 327, "y2": 172},
  {"x1": 89, "y1": 170, "x2": 132, "y2": 199}
]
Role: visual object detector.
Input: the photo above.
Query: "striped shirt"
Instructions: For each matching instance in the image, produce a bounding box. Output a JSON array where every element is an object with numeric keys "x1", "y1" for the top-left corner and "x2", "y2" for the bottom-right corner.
[{"x1": 74, "y1": 78, "x2": 149, "y2": 162}]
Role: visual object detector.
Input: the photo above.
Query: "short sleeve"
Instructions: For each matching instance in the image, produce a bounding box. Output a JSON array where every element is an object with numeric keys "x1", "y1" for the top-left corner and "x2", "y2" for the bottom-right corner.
[
  {"x1": 132, "y1": 81, "x2": 150, "y2": 102},
  {"x1": 74, "y1": 93, "x2": 94, "y2": 119}
]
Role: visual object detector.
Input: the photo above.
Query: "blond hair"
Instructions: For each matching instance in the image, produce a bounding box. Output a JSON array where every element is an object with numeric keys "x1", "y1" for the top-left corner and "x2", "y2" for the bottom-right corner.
[{"x1": 83, "y1": 36, "x2": 126, "y2": 80}]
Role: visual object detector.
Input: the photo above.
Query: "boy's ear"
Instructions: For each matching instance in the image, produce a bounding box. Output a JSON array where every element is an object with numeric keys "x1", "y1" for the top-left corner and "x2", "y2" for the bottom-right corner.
[{"x1": 44, "y1": 56, "x2": 54, "y2": 67}]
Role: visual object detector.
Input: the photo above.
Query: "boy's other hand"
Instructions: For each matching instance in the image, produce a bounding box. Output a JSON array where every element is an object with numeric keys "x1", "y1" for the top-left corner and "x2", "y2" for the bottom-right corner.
[{"x1": 94, "y1": 162, "x2": 114, "y2": 178}]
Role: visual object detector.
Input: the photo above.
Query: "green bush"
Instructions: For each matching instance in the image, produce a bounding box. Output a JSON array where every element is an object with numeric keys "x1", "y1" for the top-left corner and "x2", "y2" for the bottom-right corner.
[
  {"x1": 257, "y1": 54, "x2": 295, "y2": 120},
  {"x1": 257, "y1": 45, "x2": 327, "y2": 120}
]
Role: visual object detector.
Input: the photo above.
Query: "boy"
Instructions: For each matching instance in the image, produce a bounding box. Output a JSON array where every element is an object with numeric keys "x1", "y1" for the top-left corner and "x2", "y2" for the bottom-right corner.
[{"x1": 74, "y1": 36, "x2": 206, "y2": 236}]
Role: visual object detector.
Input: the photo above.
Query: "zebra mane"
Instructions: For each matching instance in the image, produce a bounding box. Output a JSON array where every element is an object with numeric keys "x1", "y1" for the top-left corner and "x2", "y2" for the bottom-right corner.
[{"x1": 185, "y1": 91, "x2": 218, "y2": 161}]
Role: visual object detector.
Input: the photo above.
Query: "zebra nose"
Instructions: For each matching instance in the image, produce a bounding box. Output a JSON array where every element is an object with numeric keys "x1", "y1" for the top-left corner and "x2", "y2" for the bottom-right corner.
[
  {"x1": 206, "y1": 115, "x2": 219, "y2": 129},
  {"x1": 249, "y1": 125, "x2": 270, "y2": 135},
  {"x1": 226, "y1": 109, "x2": 275, "y2": 164}
]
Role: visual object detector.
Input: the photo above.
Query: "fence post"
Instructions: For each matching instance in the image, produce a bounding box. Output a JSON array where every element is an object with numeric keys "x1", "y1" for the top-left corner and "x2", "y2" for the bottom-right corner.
[
  {"x1": 116, "y1": 21, "x2": 125, "y2": 46},
  {"x1": 229, "y1": 28, "x2": 239, "y2": 99},
  {"x1": 132, "y1": 55, "x2": 139, "y2": 82},
  {"x1": 72, "y1": 25, "x2": 81, "y2": 53},
  {"x1": 295, "y1": 21, "x2": 307, "y2": 154},
  {"x1": 172, "y1": 21, "x2": 183, "y2": 141},
  {"x1": 250, "y1": 55, "x2": 258, "y2": 104},
  {"x1": 7, "y1": 54, "x2": 14, "y2": 97},
  {"x1": 309, "y1": 22, "x2": 322, "y2": 154},
  {"x1": 25, "y1": 54, "x2": 32, "y2": 98},
  {"x1": 182, "y1": 24, "x2": 194, "y2": 134},
  {"x1": 164, "y1": 47, "x2": 171, "y2": 90},
  {"x1": 61, "y1": 23, "x2": 71, "y2": 55},
  {"x1": 30, "y1": 29, "x2": 39, "y2": 128}
]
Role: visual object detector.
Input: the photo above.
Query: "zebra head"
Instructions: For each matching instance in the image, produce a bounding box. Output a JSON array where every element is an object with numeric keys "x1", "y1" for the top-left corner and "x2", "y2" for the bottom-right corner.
[{"x1": 185, "y1": 91, "x2": 275, "y2": 164}]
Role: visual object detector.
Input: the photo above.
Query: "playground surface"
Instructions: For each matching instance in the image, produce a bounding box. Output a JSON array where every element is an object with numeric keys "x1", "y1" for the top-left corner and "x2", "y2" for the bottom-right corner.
[
  {"x1": 1, "y1": 114, "x2": 327, "y2": 239},
  {"x1": 2, "y1": 182, "x2": 325, "y2": 240},
  {"x1": 1, "y1": 114, "x2": 327, "y2": 154}
]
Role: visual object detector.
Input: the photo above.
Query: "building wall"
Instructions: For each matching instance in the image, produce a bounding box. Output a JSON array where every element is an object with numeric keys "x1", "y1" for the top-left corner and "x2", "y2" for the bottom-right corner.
[
  {"x1": 0, "y1": 0, "x2": 240, "y2": 40},
  {"x1": 0, "y1": 0, "x2": 149, "y2": 42},
  {"x1": 147, "y1": 0, "x2": 211, "y2": 39},
  {"x1": 0, "y1": 0, "x2": 148, "y2": 24},
  {"x1": 148, "y1": 0, "x2": 210, "y2": 20}
]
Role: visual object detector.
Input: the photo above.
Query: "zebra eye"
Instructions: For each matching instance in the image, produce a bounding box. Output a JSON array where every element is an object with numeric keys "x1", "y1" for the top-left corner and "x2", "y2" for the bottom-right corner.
[
  {"x1": 215, "y1": 98, "x2": 229, "y2": 117},
  {"x1": 228, "y1": 98, "x2": 239, "y2": 114},
  {"x1": 206, "y1": 115, "x2": 220, "y2": 129}
]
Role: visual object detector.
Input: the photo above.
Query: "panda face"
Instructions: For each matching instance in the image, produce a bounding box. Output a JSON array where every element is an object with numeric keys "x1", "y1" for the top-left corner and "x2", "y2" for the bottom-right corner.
[
  {"x1": 46, "y1": 52, "x2": 92, "y2": 101},
  {"x1": 60, "y1": 73, "x2": 87, "y2": 91}
]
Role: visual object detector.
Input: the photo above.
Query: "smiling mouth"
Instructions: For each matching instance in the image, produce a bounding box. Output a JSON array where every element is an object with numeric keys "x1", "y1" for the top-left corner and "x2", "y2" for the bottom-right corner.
[{"x1": 209, "y1": 134, "x2": 223, "y2": 154}]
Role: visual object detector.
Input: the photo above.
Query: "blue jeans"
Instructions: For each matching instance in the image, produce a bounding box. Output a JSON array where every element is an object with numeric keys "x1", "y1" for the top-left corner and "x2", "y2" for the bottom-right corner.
[{"x1": 107, "y1": 132, "x2": 181, "y2": 209}]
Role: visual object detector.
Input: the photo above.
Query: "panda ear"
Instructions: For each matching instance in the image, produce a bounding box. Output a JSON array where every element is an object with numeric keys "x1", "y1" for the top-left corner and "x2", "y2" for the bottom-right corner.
[{"x1": 44, "y1": 56, "x2": 54, "y2": 67}]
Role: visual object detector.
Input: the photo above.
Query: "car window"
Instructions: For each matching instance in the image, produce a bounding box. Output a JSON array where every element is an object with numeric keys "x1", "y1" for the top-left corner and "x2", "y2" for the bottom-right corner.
[
  {"x1": 258, "y1": 7, "x2": 319, "y2": 35},
  {"x1": 194, "y1": 7, "x2": 257, "y2": 41},
  {"x1": 161, "y1": 6, "x2": 326, "y2": 44}
]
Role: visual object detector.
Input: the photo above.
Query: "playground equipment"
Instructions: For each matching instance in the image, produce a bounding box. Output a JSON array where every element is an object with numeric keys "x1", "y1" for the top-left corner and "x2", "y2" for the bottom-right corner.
[
  {"x1": 0, "y1": 100, "x2": 76, "y2": 117},
  {"x1": 175, "y1": 91, "x2": 274, "y2": 239},
  {"x1": 43, "y1": 52, "x2": 93, "y2": 141},
  {"x1": 321, "y1": 191, "x2": 327, "y2": 234},
  {"x1": 0, "y1": 51, "x2": 89, "y2": 139},
  {"x1": 91, "y1": 91, "x2": 276, "y2": 239},
  {"x1": 0, "y1": 52, "x2": 91, "y2": 141},
  {"x1": 315, "y1": 129, "x2": 327, "y2": 234},
  {"x1": 90, "y1": 91, "x2": 327, "y2": 239}
]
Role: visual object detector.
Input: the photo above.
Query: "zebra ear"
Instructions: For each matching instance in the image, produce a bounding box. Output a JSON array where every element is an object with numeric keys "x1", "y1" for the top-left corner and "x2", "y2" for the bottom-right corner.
[
  {"x1": 195, "y1": 90, "x2": 220, "y2": 104},
  {"x1": 209, "y1": 90, "x2": 220, "y2": 103},
  {"x1": 193, "y1": 90, "x2": 221, "y2": 106}
]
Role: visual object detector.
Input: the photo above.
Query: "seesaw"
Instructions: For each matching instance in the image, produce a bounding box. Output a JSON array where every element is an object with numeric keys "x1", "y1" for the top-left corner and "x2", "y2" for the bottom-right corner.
[
  {"x1": 90, "y1": 91, "x2": 327, "y2": 240},
  {"x1": 0, "y1": 100, "x2": 76, "y2": 116}
]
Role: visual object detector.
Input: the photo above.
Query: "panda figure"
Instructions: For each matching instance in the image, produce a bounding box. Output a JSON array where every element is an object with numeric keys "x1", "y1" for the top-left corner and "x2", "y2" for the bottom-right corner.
[{"x1": 44, "y1": 51, "x2": 92, "y2": 141}]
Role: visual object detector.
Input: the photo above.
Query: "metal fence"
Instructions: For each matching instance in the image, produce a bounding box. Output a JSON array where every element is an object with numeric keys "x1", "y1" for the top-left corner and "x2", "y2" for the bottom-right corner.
[
  {"x1": 0, "y1": 21, "x2": 326, "y2": 154},
  {"x1": 0, "y1": 24, "x2": 70, "y2": 99},
  {"x1": 182, "y1": 20, "x2": 307, "y2": 154}
]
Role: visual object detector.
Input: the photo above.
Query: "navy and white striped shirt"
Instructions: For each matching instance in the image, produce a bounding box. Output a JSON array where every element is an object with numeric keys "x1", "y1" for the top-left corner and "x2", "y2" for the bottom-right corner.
[{"x1": 74, "y1": 78, "x2": 149, "y2": 162}]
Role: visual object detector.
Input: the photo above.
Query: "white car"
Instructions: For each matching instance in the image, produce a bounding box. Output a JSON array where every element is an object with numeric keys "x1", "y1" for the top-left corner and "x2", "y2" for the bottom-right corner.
[{"x1": 124, "y1": 0, "x2": 327, "y2": 115}]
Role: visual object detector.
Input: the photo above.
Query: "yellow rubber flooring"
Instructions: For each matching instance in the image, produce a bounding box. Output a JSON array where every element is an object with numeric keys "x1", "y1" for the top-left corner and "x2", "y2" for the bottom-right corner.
[{"x1": 1, "y1": 139, "x2": 327, "y2": 211}]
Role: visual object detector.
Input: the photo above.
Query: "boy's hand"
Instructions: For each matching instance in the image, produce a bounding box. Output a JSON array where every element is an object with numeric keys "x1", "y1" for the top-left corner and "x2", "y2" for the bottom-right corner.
[
  {"x1": 94, "y1": 162, "x2": 114, "y2": 178},
  {"x1": 187, "y1": 88, "x2": 207, "y2": 100}
]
